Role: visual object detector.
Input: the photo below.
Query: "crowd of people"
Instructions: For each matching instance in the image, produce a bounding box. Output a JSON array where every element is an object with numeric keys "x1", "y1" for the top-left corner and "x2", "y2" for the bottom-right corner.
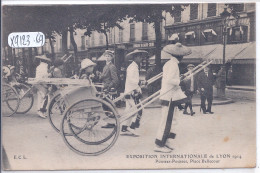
[{"x1": 3, "y1": 41, "x2": 220, "y2": 153}]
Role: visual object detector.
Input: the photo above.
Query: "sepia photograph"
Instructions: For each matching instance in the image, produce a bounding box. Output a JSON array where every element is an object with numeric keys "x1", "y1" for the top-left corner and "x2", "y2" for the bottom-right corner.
[{"x1": 1, "y1": 1, "x2": 257, "y2": 171}]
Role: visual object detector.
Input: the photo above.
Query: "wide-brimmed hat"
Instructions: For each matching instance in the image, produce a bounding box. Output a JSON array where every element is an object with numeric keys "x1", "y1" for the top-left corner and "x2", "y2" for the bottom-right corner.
[
  {"x1": 103, "y1": 50, "x2": 114, "y2": 58},
  {"x1": 125, "y1": 49, "x2": 148, "y2": 61},
  {"x1": 7, "y1": 65, "x2": 15, "y2": 71},
  {"x1": 80, "y1": 58, "x2": 96, "y2": 70},
  {"x1": 162, "y1": 43, "x2": 192, "y2": 57},
  {"x1": 187, "y1": 64, "x2": 195, "y2": 68},
  {"x1": 3, "y1": 66, "x2": 11, "y2": 77},
  {"x1": 35, "y1": 55, "x2": 51, "y2": 62}
]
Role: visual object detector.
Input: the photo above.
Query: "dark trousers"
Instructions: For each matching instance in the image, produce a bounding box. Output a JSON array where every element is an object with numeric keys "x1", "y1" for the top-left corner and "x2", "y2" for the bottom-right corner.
[
  {"x1": 154, "y1": 98, "x2": 187, "y2": 147},
  {"x1": 200, "y1": 94, "x2": 213, "y2": 112},
  {"x1": 184, "y1": 93, "x2": 194, "y2": 111},
  {"x1": 155, "y1": 100, "x2": 176, "y2": 147}
]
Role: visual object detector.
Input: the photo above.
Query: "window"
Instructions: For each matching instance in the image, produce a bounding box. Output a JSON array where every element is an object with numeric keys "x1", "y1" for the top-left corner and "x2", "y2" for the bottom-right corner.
[
  {"x1": 142, "y1": 23, "x2": 148, "y2": 40},
  {"x1": 190, "y1": 4, "x2": 198, "y2": 20},
  {"x1": 232, "y1": 4, "x2": 244, "y2": 12},
  {"x1": 81, "y1": 36, "x2": 85, "y2": 50},
  {"x1": 185, "y1": 31, "x2": 196, "y2": 45},
  {"x1": 99, "y1": 33, "x2": 104, "y2": 45},
  {"x1": 119, "y1": 29, "x2": 123, "y2": 43},
  {"x1": 174, "y1": 10, "x2": 181, "y2": 23},
  {"x1": 109, "y1": 31, "x2": 113, "y2": 44},
  {"x1": 227, "y1": 26, "x2": 248, "y2": 43},
  {"x1": 207, "y1": 3, "x2": 216, "y2": 17},
  {"x1": 202, "y1": 29, "x2": 217, "y2": 43},
  {"x1": 69, "y1": 43, "x2": 73, "y2": 50},
  {"x1": 86, "y1": 37, "x2": 90, "y2": 48},
  {"x1": 60, "y1": 39, "x2": 62, "y2": 52},
  {"x1": 130, "y1": 24, "x2": 135, "y2": 42},
  {"x1": 91, "y1": 33, "x2": 95, "y2": 46}
]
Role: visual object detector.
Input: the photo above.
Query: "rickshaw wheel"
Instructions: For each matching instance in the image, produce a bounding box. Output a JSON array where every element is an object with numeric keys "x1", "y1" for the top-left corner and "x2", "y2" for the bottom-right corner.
[
  {"x1": 60, "y1": 97, "x2": 120, "y2": 156},
  {"x1": 2, "y1": 84, "x2": 20, "y2": 117},
  {"x1": 15, "y1": 83, "x2": 34, "y2": 114},
  {"x1": 48, "y1": 93, "x2": 67, "y2": 133}
]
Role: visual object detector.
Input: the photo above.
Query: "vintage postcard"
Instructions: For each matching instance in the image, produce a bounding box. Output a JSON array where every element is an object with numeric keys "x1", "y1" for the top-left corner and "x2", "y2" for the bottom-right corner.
[{"x1": 1, "y1": 1, "x2": 257, "y2": 171}]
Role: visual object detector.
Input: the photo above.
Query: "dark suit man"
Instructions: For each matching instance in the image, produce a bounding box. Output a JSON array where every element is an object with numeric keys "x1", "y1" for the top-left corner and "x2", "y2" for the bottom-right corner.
[
  {"x1": 197, "y1": 66, "x2": 214, "y2": 114},
  {"x1": 100, "y1": 50, "x2": 119, "y2": 91},
  {"x1": 180, "y1": 64, "x2": 197, "y2": 116},
  {"x1": 100, "y1": 50, "x2": 119, "y2": 129}
]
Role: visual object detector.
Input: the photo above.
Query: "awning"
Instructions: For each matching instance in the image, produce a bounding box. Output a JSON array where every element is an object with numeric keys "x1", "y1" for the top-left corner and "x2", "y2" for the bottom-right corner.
[
  {"x1": 149, "y1": 44, "x2": 214, "y2": 64},
  {"x1": 204, "y1": 42, "x2": 254, "y2": 64},
  {"x1": 185, "y1": 31, "x2": 195, "y2": 38},
  {"x1": 168, "y1": 33, "x2": 179, "y2": 41},
  {"x1": 202, "y1": 29, "x2": 217, "y2": 38},
  {"x1": 229, "y1": 26, "x2": 244, "y2": 36},
  {"x1": 232, "y1": 42, "x2": 256, "y2": 64},
  {"x1": 149, "y1": 42, "x2": 255, "y2": 65},
  {"x1": 204, "y1": 29, "x2": 217, "y2": 35}
]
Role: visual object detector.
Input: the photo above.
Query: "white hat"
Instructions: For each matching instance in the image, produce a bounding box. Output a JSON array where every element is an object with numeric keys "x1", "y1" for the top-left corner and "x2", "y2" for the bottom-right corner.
[
  {"x1": 3, "y1": 66, "x2": 11, "y2": 77},
  {"x1": 80, "y1": 58, "x2": 96, "y2": 70},
  {"x1": 35, "y1": 55, "x2": 51, "y2": 62},
  {"x1": 163, "y1": 43, "x2": 192, "y2": 57}
]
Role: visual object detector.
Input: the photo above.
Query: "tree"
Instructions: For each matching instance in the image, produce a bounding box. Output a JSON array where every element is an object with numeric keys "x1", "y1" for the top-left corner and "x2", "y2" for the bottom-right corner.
[
  {"x1": 83, "y1": 5, "x2": 126, "y2": 50},
  {"x1": 125, "y1": 4, "x2": 188, "y2": 68}
]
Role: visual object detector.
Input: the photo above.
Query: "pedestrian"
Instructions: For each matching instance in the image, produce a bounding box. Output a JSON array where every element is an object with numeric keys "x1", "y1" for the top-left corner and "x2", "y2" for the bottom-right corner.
[
  {"x1": 227, "y1": 65, "x2": 233, "y2": 86},
  {"x1": 100, "y1": 50, "x2": 119, "y2": 93},
  {"x1": 121, "y1": 49, "x2": 148, "y2": 136},
  {"x1": 34, "y1": 54, "x2": 52, "y2": 118},
  {"x1": 51, "y1": 59, "x2": 65, "y2": 78},
  {"x1": 215, "y1": 65, "x2": 226, "y2": 97},
  {"x1": 181, "y1": 64, "x2": 196, "y2": 116},
  {"x1": 48, "y1": 58, "x2": 66, "y2": 97},
  {"x1": 97, "y1": 50, "x2": 119, "y2": 128},
  {"x1": 145, "y1": 64, "x2": 162, "y2": 97},
  {"x1": 197, "y1": 65, "x2": 215, "y2": 114},
  {"x1": 154, "y1": 43, "x2": 191, "y2": 153}
]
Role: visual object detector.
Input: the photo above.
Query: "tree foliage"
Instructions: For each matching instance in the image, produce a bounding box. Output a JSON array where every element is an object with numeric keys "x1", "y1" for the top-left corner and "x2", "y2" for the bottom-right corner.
[{"x1": 3, "y1": 4, "x2": 189, "y2": 69}]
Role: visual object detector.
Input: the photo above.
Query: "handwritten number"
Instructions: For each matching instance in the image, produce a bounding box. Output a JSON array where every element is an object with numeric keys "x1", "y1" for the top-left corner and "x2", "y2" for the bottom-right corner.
[
  {"x1": 26, "y1": 35, "x2": 30, "y2": 46},
  {"x1": 10, "y1": 37, "x2": 15, "y2": 47},
  {"x1": 15, "y1": 35, "x2": 19, "y2": 48},
  {"x1": 36, "y1": 33, "x2": 44, "y2": 46},
  {"x1": 8, "y1": 32, "x2": 44, "y2": 48}
]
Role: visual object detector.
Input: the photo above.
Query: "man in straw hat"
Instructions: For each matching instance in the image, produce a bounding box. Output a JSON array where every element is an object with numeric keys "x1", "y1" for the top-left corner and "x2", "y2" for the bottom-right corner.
[
  {"x1": 154, "y1": 43, "x2": 191, "y2": 153},
  {"x1": 34, "y1": 54, "x2": 52, "y2": 118},
  {"x1": 121, "y1": 49, "x2": 148, "y2": 136}
]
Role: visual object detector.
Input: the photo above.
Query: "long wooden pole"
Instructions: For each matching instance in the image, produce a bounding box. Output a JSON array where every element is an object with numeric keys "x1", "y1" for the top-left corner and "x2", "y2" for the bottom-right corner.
[{"x1": 119, "y1": 60, "x2": 213, "y2": 123}]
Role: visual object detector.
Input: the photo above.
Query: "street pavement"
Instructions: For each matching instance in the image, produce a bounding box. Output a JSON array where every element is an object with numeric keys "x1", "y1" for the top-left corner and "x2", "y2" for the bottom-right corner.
[{"x1": 2, "y1": 89, "x2": 256, "y2": 170}]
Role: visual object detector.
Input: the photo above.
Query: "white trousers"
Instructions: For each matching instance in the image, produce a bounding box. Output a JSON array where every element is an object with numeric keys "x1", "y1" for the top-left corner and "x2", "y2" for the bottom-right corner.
[
  {"x1": 155, "y1": 101, "x2": 178, "y2": 147},
  {"x1": 36, "y1": 85, "x2": 48, "y2": 112},
  {"x1": 122, "y1": 98, "x2": 138, "y2": 127}
]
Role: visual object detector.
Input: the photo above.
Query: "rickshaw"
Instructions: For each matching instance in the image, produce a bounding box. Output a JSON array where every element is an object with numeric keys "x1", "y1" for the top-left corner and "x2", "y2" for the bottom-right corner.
[
  {"x1": 2, "y1": 65, "x2": 34, "y2": 117},
  {"x1": 2, "y1": 54, "x2": 73, "y2": 117},
  {"x1": 27, "y1": 60, "x2": 212, "y2": 156}
]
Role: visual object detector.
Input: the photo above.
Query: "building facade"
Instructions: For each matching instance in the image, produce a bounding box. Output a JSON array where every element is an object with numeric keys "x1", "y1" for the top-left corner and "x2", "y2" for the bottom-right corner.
[{"x1": 43, "y1": 3, "x2": 255, "y2": 85}]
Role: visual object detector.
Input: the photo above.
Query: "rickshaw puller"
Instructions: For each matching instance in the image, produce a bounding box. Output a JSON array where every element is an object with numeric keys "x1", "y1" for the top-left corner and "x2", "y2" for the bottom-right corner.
[
  {"x1": 121, "y1": 49, "x2": 148, "y2": 136},
  {"x1": 154, "y1": 43, "x2": 191, "y2": 153},
  {"x1": 34, "y1": 55, "x2": 52, "y2": 119}
]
